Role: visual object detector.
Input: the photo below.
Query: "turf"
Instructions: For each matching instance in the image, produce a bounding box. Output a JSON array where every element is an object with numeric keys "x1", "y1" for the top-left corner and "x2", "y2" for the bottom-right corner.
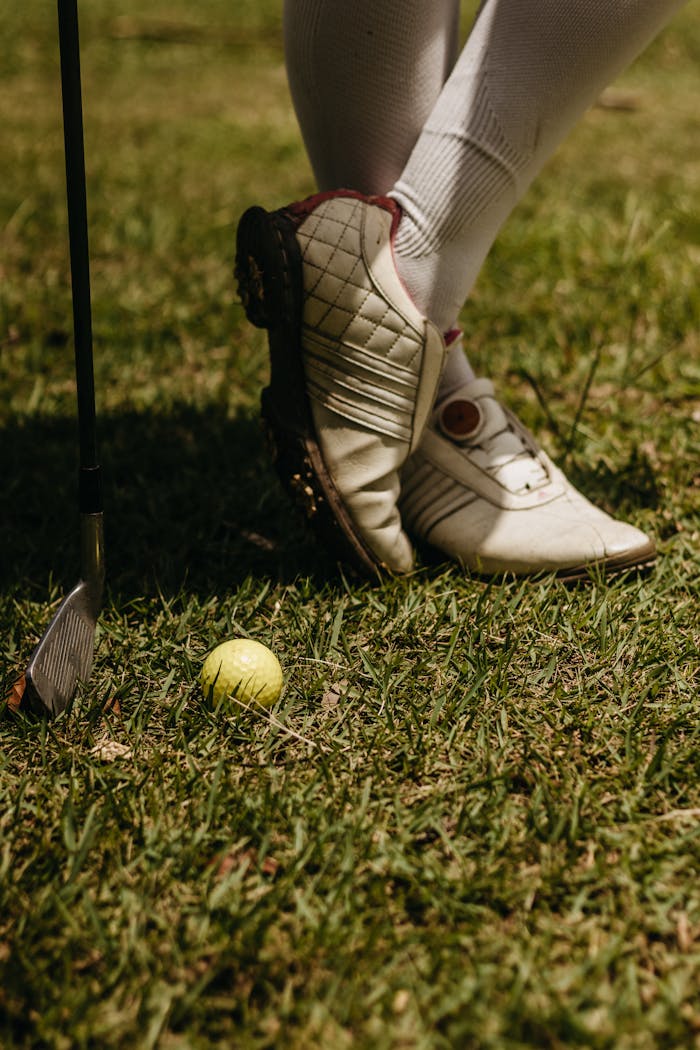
[{"x1": 1, "y1": 3, "x2": 699, "y2": 1047}]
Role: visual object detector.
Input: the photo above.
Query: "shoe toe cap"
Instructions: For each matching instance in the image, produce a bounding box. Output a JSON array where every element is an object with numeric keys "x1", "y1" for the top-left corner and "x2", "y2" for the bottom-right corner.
[
  {"x1": 423, "y1": 495, "x2": 655, "y2": 576},
  {"x1": 589, "y1": 518, "x2": 656, "y2": 568}
]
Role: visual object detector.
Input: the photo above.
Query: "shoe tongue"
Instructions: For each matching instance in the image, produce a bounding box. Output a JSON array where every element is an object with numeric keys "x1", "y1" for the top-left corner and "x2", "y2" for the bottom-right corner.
[{"x1": 436, "y1": 379, "x2": 551, "y2": 494}]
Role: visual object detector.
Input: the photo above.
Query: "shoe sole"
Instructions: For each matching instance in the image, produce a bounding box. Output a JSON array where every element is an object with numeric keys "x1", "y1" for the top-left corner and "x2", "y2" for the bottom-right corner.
[
  {"x1": 416, "y1": 535, "x2": 657, "y2": 582},
  {"x1": 235, "y1": 205, "x2": 384, "y2": 579},
  {"x1": 555, "y1": 541, "x2": 657, "y2": 582}
]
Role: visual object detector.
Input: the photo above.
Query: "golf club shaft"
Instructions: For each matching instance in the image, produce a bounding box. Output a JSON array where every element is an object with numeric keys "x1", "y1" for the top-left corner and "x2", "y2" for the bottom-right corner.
[
  {"x1": 57, "y1": 0, "x2": 102, "y2": 516},
  {"x1": 22, "y1": 0, "x2": 105, "y2": 717}
]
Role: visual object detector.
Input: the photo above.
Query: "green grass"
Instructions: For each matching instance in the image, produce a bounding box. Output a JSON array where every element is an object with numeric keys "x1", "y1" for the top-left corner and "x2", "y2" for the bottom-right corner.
[{"x1": 1, "y1": 3, "x2": 699, "y2": 1047}]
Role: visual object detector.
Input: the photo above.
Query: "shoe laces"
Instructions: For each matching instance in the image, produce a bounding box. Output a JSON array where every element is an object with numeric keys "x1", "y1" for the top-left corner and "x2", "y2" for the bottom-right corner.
[{"x1": 436, "y1": 379, "x2": 550, "y2": 495}]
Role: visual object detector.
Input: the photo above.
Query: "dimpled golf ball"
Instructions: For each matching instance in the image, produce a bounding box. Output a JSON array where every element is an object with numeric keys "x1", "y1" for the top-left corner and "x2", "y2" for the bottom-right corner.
[{"x1": 200, "y1": 639, "x2": 283, "y2": 708}]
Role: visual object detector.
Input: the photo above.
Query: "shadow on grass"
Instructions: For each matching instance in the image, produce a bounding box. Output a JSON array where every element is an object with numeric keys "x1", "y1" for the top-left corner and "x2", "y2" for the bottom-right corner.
[
  {"x1": 2, "y1": 403, "x2": 662, "y2": 602},
  {"x1": 565, "y1": 449, "x2": 661, "y2": 519},
  {"x1": 1, "y1": 404, "x2": 336, "y2": 600}
]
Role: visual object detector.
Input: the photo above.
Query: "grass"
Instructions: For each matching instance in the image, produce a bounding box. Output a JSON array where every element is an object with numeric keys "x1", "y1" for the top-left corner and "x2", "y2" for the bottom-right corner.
[{"x1": 1, "y1": 2, "x2": 699, "y2": 1047}]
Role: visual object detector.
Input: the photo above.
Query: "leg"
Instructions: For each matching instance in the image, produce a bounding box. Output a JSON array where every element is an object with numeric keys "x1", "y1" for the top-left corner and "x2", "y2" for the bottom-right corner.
[
  {"x1": 395, "y1": 0, "x2": 685, "y2": 575},
  {"x1": 235, "y1": 3, "x2": 462, "y2": 576},
  {"x1": 235, "y1": 190, "x2": 446, "y2": 576},
  {"x1": 391, "y1": 0, "x2": 688, "y2": 330},
  {"x1": 284, "y1": 0, "x2": 476, "y2": 398},
  {"x1": 283, "y1": 0, "x2": 460, "y2": 195},
  {"x1": 237, "y1": 0, "x2": 683, "y2": 577}
]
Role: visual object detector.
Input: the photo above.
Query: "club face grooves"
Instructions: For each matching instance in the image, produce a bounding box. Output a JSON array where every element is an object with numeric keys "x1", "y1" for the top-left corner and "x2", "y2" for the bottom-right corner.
[{"x1": 25, "y1": 581, "x2": 98, "y2": 717}]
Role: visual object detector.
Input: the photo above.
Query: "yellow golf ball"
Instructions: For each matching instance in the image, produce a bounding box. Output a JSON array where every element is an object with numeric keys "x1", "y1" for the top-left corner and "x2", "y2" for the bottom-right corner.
[{"x1": 200, "y1": 639, "x2": 283, "y2": 708}]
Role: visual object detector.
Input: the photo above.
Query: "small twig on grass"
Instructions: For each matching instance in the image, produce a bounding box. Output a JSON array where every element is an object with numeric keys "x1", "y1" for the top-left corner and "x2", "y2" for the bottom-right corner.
[
  {"x1": 652, "y1": 808, "x2": 700, "y2": 823},
  {"x1": 229, "y1": 696, "x2": 319, "y2": 751},
  {"x1": 566, "y1": 344, "x2": 603, "y2": 455},
  {"x1": 517, "y1": 369, "x2": 563, "y2": 442},
  {"x1": 623, "y1": 341, "x2": 679, "y2": 385},
  {"x1": 520, "y1": 342, "x2": 606, "y2": 457}
]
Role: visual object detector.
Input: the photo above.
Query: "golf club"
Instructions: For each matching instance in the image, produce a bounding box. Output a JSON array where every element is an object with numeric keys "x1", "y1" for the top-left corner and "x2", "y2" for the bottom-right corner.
[{"x1": 24, "y1": 0, "x2": 105, "y2": 718}]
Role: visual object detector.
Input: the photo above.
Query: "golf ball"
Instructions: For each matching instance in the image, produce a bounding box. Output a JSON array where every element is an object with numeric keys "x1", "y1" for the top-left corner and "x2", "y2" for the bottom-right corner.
[{"x1": 200, "y1": 639, "x2": 283, "y2": 708}]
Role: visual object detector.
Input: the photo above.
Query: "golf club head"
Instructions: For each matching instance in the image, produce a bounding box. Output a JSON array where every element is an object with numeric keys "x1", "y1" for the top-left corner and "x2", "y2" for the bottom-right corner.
[
  {"x1": 25, "y1": 580, "x2": 99, "y2": 717},
  {"x1": 24, "y1": 512, "x2": 104, "y2": 718}
]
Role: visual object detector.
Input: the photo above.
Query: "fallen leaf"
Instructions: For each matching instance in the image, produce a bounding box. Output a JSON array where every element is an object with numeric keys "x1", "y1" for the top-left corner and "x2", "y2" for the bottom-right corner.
[
  {"x1": 322, "y1": 679, "x2": 347, "y2": 709},
  {"x1": 103, "y1": 697, "x2": 122, "y2": 717},
  {"x1": 261, "y1": 856, "x2": 280, "y2": 877},
  {"x1": 217, "y1": 850, "x2": 250, "y2": 878},
  {"x1": 212, "y1": 847, "x2": 279, "y2": 880},
  {"x1": 5, "y1": 675, "x2": 26, "y2": 713},
  {"x1": 677, "y1": 911, "x2": 693, "y2": 952},
  {"x1": 89, "y1": 740, "x2": 133, "y2": 762}
]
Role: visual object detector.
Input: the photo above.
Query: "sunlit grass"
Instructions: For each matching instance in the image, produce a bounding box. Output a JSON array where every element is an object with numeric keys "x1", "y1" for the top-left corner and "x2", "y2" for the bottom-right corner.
[{"x1": 1, "y1": 3, "x2": 699, "y2": 1047}]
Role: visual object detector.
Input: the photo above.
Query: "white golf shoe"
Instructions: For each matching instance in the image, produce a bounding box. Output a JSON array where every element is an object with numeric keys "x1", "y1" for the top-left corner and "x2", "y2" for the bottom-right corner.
[
  {"x1": 399, "y1": 378, "x2": 656, "y2": 578},
  {"x1": 236, "y1": 191, "x2": 446, "y2": 576}
]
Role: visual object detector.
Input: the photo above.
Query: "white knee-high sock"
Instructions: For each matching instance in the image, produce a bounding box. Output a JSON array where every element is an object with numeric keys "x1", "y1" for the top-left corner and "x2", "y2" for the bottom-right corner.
[
  {"x1": 390, "y1": 0, "x2": 687, "y2": 332},
  {"x1": 283, "y1": 0, "x2": 460, "y2": 195},
  {"x1": 283, "y1": 0, "x2": 475, "y2": 389}
]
